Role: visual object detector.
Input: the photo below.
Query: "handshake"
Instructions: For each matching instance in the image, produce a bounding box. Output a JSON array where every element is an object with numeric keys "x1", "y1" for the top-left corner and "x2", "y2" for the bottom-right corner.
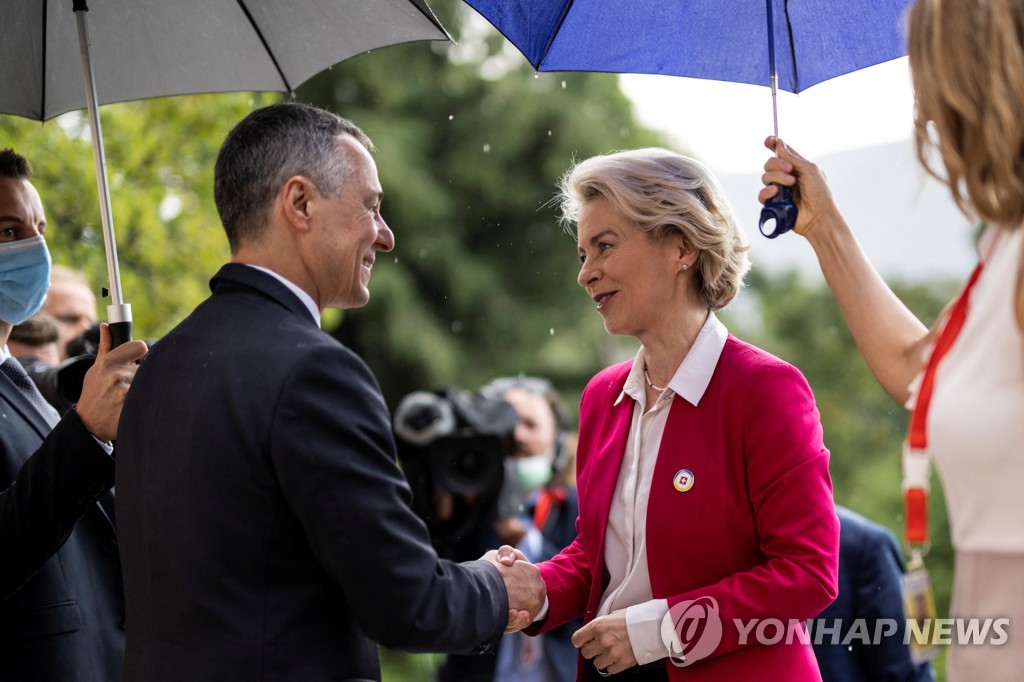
[{"x1": 481, "y1": 545, "x2": 546, "y2": 633}]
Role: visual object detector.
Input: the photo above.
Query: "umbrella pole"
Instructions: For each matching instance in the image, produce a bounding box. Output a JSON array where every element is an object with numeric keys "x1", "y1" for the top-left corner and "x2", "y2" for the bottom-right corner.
[
  {"x1": 73, "y1": 0, "x2": 133, "y2": 346},
  {"x1": 757, "y1": 0, "x2": 798, "y2": 239}
]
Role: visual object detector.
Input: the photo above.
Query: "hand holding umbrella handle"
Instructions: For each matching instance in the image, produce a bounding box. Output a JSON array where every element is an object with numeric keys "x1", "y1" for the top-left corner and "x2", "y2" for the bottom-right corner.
[
  {"x1": 107, "y1": 303, "x2": 133, "y2": 348},
  {"x1": 758, "y1": 184, "x2": 798, "y2": 239}
]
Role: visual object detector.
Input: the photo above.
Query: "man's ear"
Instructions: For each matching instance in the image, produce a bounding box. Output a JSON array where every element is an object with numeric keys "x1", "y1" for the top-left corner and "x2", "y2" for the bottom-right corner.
[{"x1": 279, "y1": 175, "x2": 315, "y2": 232}]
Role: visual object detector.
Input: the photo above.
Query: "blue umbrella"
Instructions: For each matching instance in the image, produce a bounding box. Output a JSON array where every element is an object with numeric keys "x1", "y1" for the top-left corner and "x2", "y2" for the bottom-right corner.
[{"x1": 462, "y1": 0, "x2": 913, "y2": 237}]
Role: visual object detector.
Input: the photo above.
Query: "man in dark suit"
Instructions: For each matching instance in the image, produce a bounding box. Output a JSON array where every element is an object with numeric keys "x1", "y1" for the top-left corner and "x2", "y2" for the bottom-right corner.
[
  {"x1": 116, "y1": 103, "x2": 545, "y2": 681},
  {"x1": 812, "y1": 505, "x2": 935, "y2": 682},
  {"x1": 0, "y1": 148, "x2": 149, "y2": 679}
]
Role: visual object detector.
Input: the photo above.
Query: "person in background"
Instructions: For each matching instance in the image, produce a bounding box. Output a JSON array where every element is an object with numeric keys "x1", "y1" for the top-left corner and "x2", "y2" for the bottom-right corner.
[
  {"x1": 439, "y1": 376, "x2": 582, "y2": 682},
  {"x1": 760, "y1": 0, "x2": 1024, "y2": 677},
  {"x1": 527, "y1": 148, "x2": 838, "y2": 681},
  {"x1": 115, "y1": 102, "x2": 545, "y2": 681},
  {"x1": 8, "y1": 311, "x2": 61, "y2": 367},
  {"x1": 0, "y1": 147, "x2": 148, "y2": 679},
  {"x1": 813, "y1": 505, "x2": 935, "y2": 682},
  {"x1": 43, "y1": 265, "x2": 98, "y2": 360}
]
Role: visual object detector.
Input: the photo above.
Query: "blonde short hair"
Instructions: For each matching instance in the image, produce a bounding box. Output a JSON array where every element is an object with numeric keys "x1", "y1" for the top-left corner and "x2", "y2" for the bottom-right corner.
[
  {"x1": 557, "y1": 148, "x2": 750, "y2": 310},
  {"x1": 908, "y1": 0, "x2": 1024, "y2": 227}
]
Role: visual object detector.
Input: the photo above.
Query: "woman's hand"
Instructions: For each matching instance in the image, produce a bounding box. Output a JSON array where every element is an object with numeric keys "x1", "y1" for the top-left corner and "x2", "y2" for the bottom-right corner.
[
  {"x1": 572, "y1": 609, "x2": 637, "y2": 676},
  {"x1": 759, "y1": 136, "x2": 841, "y2": 239}
]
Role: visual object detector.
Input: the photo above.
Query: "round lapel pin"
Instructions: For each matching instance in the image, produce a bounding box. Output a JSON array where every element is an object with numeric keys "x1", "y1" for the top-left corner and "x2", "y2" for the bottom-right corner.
[{"x1": 673, "y1": 469, "x2": 694, "y2": 493}]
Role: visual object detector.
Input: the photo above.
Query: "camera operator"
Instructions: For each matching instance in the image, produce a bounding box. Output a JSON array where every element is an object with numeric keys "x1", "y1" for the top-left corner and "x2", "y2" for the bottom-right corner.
[
  {"x1": 477, "y1": 376, "x2": 581, "y2": 682},
  {"x1": 395, "y1": 378, "x2": 580, "y2": 682}
]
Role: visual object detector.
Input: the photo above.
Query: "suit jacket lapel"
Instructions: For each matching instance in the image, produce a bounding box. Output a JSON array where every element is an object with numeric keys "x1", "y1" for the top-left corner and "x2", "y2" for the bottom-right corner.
[{"x1": 0, "y1": 373, "x2": 52, "y2": 440}]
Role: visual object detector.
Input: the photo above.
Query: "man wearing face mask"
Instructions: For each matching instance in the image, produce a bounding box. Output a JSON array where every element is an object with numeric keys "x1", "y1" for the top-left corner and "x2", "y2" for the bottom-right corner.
[
  {"x1": 0, "y1": 148, "x2": 148, "y2": 680},
  {"x1": 438, "y1": 376, "x2": 582, "y2": 682}
]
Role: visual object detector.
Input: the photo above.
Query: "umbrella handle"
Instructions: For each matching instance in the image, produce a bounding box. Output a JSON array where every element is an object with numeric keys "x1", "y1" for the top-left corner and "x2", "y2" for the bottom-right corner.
[
  {"x1": 758, "y1": 184, "x2": 797, "y2": 239},
  {"x1": 107, "y1": 303, "x2": 133, "y2": 348}
]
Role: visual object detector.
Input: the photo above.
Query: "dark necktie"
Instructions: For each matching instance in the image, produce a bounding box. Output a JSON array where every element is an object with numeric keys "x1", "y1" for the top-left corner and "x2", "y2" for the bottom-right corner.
[{"x1": 1, "y1": 357, "x2": 61, "y2": 427}]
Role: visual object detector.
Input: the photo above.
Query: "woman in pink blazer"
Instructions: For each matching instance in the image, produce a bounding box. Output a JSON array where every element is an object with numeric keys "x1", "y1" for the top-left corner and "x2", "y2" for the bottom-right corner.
[{"x1": 527, "y1": 149, "x2": 839, "y2": 681}]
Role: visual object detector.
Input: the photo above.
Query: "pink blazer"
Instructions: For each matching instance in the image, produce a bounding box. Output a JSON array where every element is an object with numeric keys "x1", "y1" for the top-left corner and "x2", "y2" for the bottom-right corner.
[{"x1": 532, "y1": 336, "x2": 839, "y2": 681}]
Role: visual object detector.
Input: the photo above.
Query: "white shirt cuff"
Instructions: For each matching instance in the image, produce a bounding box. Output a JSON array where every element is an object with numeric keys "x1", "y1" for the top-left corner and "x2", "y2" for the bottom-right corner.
[
  {"x1": 532, "y1": 596, "x2": 549, "y2": 623},
  {"x1": 625, "y1": 599, "x2": 671, "y2": 664},
  {"x1": 92, "y1": 435, "x2": 114, "y2": 455}
]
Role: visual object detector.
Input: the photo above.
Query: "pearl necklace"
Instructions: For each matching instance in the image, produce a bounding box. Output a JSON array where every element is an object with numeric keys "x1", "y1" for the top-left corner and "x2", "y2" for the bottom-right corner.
[{"x1": 644, "y1": 366, "x2": 667, "y2": 392}]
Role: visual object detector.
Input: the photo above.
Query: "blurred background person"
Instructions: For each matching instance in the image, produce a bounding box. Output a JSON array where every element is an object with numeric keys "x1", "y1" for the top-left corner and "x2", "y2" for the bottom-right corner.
[
  {"x1": 437, "y1": 376, "x2": 581, "y2": 682},
  {"x1": 813, "y1": 505, "x2": 935, "y2": 682},
  {"x1": 7, "y1": 311, "x2": 61, "y2": 368},
  {"x1": 759, "y1": 0, "x2": 1024, "y2": 677},
  {"x1": 529, "y1": 148, "x2": 838, "y2": 681},
  {"x1": 43, "y1": 264, "x2": 98, "y2": 360}
]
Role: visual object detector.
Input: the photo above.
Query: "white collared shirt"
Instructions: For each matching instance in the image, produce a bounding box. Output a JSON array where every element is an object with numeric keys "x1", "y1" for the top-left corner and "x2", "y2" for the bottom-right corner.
[
  {"x1": 244, "y1": 264, "x2": 321, "y2": 327},
  {"x1": 599, "y1": 312, "x2": 728, "y2": 664}
]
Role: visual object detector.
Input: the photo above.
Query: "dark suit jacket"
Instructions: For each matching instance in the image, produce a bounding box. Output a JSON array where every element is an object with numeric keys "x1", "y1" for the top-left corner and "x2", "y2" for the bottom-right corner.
[
  {"x1": 813, "y1": 506, "x2": 934, "y2": 682},
  {"x1": 116, "y1": 264, "x2": 507, "y2": 681},
  {"x1": 0, "y1": 371, "x2": 125, "y2": 680}
]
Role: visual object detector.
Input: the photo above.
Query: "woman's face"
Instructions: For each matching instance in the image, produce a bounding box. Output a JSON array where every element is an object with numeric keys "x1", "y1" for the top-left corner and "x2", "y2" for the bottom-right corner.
[{"x1": 576, "y1": 196, "x2": 688, "y2": 338}]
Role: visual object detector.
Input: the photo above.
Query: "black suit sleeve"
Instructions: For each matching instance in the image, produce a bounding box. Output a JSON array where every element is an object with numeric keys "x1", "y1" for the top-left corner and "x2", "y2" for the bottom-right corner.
[
  {"x1": 271, "y1": 346, "x2": 507, "y2": 654},
  {"x1": 0, "y1": 409, "x2": 114, "y2": 600}
]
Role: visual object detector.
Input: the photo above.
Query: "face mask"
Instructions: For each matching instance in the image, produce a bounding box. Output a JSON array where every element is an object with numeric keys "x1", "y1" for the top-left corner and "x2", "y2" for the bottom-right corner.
[
  {"x1": 514, "y1": 454, "x2": 553, "y2": 495},
  {"x1": 0, "y1": 235, "x2": 51, "y2": 325}
]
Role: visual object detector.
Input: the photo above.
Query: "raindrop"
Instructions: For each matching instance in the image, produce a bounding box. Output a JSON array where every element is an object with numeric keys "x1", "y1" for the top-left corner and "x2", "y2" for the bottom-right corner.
[
  {"x1": 448, "y1": 114, "x2": 455, "y2": 121},
  {"x1": 549, "y1": 328, "x2": 555, "y2": 336},
  {"x1": 561, "y1": 81, "x2": 567, "y2": 89},
  {"x1": 533, "y1": 72, "x2": 540, "y2": 79},
  {"x1": 393, "y1": 257, "x2": 400, "y2": 264},
  {"x1": 483, "y1": 143, "x2": 491, "y2": 153},
  {"x1": 547, "y1": 130, "x2": 552, "y2": 136}
]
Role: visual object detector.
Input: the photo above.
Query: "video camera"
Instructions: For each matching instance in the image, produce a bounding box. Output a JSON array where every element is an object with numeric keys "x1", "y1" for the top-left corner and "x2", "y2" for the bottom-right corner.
[
  {"x1": 393, "y1": 387, "x2": 519, "y2": 559},
  {"x1": 21, "y1": 323, "x2": 101, "y2": 414}
]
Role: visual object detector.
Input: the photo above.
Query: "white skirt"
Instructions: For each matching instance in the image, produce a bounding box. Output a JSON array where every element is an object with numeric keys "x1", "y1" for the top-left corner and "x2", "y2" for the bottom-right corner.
[{"x1": 946, "y1": 550, "x2": 1024, "y2": 681}]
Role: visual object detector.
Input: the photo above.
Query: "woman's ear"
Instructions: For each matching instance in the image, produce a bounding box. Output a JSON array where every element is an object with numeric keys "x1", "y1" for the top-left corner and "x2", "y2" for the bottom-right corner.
[{"x1": 674, "y1": 235, "x2": 698, "y2": 272}]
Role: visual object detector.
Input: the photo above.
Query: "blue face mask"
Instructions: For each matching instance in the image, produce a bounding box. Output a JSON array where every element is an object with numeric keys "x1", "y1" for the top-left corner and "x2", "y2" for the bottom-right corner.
[{"x1": 0, "y1": 235, "x2": 51, "y2": 325}]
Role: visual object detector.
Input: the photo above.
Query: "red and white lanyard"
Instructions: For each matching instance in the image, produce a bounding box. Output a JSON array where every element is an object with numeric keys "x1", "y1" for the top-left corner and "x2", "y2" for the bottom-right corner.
[{"x1": 902, "y1": 232, "x2": 1001, "y2": 554}]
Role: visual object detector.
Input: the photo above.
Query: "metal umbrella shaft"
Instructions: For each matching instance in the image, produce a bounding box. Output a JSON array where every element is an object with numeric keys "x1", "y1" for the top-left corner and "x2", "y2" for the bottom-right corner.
[
  {"x1": 74, "y1": 0, "x2": 133, "y2": 346},
  {"x1": 758, "y1": 0, "x2": 798, "y2": 238}
]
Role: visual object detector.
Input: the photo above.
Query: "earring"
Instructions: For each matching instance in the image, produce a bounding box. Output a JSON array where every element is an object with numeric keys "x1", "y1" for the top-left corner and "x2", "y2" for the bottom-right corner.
[{"x1": 682, "y1": 264, "x2": 689, "y2": 271}]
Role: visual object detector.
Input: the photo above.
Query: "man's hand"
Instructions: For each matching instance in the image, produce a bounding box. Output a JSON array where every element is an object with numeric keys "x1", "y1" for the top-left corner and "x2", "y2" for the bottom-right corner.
[
  {"x1": 481, "y1": 545, "x2": 545, "y2": 633},
  {"x1": 75, "y1": 323, "x2": 148, "y2": 442},
  {"x1": 572, "y1": 610, "x2": 637, "y2": 676}
]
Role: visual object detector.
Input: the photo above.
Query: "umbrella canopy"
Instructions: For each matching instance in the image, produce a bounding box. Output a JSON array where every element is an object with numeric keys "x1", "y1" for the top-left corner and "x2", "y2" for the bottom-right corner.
[
  {"x1": 463, "y1": 0, "x2": 913, "y2": 237},
  {"x1": 0, "y1": 0, "x2": 449, "y2": 343},
  {"x1": 0, "y1": 0, "x2": 449, "y2": 121},
  {"x1": 461, "y1": 0, "x2": 911, "y2": 93}
]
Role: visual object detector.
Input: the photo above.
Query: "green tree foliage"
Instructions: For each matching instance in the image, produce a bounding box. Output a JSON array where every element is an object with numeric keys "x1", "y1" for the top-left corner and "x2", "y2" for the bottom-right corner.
[{"x1": 0, "y1": 93, "x2": 272, "y2": 337}]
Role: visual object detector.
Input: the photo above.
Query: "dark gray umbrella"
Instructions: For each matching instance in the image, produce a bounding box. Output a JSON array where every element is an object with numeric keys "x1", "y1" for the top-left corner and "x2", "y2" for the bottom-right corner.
[{"x1": 0, "y1": 0, "x2": 449, "y2": 343}]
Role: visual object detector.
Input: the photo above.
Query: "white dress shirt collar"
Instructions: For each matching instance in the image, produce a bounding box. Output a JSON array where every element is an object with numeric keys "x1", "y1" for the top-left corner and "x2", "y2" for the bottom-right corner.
[
  {"x1": 615, "y1": 312, "x2": 728, "y2": 407},
  {"x1": 243, "y1": 264, "x2": 321, "y2": 328}
]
